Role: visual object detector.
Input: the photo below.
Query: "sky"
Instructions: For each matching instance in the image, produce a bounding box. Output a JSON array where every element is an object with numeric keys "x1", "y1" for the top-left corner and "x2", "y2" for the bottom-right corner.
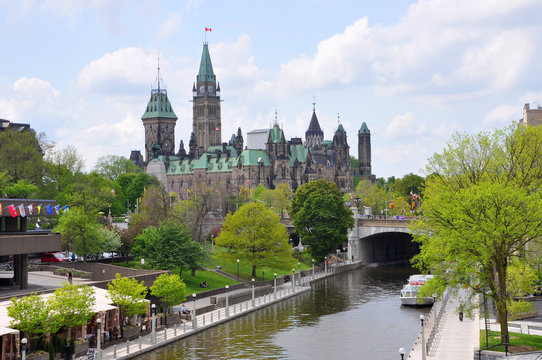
[{"x1": 1, "y1": 0, "x2": 542, "y2": 179}]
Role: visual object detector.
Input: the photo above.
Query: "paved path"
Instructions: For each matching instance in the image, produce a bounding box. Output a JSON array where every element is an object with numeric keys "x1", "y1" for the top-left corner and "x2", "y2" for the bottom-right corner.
[{"x1": 76, "y1": 270, "x2": 332, "y2": 360}]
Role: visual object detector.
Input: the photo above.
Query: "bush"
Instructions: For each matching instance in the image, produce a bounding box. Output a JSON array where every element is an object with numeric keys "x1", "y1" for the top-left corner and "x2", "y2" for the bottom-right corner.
[{"x1": 508, "y1": 300, "x2": 536, "y2": 320}]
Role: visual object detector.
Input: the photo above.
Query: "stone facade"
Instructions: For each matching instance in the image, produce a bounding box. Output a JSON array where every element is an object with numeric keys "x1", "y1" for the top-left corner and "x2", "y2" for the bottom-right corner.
[{"x1": 522, "y1": 103, "x2": 542, "y2": 127}]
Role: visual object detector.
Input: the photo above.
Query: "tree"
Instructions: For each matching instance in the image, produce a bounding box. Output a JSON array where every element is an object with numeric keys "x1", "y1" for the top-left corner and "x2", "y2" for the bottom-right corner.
[
  {"x1": 150, "y1": 273, "x2": 186, "y2": 316},
  {"x1": 4, "y1": 179, "x2": 38, "y2": 198},
  {"x1": 290, "y1": 180, "x2": 354, "y2": 262},
  {"x1": 98, "y1": 227, "x2": 122, "y2": 258},
  {"x1": 94, "y1": 155, "x2": 140, "y2": 181},
  {"x1": 107, "y1": 273, "x2": 148, "y2": 327},
  {"x1": 411, "y1": 124, "x2": 542, "y2": 345},
  {"x1": 50, "y1": 283, "x2": 95, "y2": 339},
  {"x1": 41, "y1": 145, "x2": 85, "y2": 201},
  {"x1": 0, "y1": 129, "x2": 44, "y2": 184},
  {"x1": 215, "y1": 202, "x2": 291, "y2": 277},
  {"x1": 133, "y1": 222, "x2": 206, "y2": 276},
  {"x1": 261, "y1": 183, "x2": 292, "y2": 216},
  {"x1": 54, "y1": 208, "x2": 101, "y2": 261}
]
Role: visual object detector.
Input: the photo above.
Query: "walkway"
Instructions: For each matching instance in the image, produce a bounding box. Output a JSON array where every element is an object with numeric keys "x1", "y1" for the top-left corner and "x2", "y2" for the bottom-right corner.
[
  {"x1": 407, "y1": 289, "x2": 479, "y2": 360},
  {"x1": 76, "y1": 270, "x2": 332, "y2": 360}
]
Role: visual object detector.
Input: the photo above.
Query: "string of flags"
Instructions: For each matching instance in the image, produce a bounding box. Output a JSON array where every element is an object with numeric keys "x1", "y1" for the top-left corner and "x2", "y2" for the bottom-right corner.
[{"x1": 0, "y1": 203, "x2": 69, "y2": 218}]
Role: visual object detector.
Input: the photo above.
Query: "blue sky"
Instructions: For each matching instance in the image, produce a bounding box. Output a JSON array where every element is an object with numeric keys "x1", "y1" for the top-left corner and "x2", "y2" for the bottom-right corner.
[{"x1": 1, "y1": 0, "x2": 541, "y2": 179}]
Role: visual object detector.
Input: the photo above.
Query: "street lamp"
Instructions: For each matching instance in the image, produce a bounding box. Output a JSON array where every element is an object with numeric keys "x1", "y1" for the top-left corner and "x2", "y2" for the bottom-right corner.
[
  {"x1": 273, "y1": 273, "x2": 277, "y2": 299},
  {"x1": 251, "y1": 279, "x2": 255, "y2": 307},
  {"x1": 192, "y1": 294, "x2": 197, "y2": 328},
  {"x1": 312, "y1": 259, "x2": 315, "y2": 280},
  {"x1": 97, "y1": 318, "x2": 102, "y2": 360},
  {"x1": 399, "y1": 347, "x2": 405, "y2": 360},
  {"x1": 151, "y1": 304, "x2": 156, "y2": 344},
  {"x1": 420, "y1": 314, "x2": 426, "y2": 360},
  {"x1": 21, "y1": 338, "x2": 27, "y2": 360},
  {"x1": 225, "y1": 286, "x2": 230, "y2": 317},
  {"x1": 292, "y1": 268, "x2": 295, "y2": 291},
  {"x1": 236, "y1": 259, "x2": 240, "y2": 281}
]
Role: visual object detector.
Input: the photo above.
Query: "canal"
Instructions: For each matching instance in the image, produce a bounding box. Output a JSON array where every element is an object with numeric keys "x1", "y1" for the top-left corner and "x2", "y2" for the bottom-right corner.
[{"x1": 134, "y1": 265, "x2": 429, "y2": 360}]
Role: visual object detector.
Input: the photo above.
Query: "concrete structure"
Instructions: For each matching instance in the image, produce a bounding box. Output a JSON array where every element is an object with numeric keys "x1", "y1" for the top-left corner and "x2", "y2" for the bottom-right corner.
[
  {"x1": 522, "y1": 103, "x2": 542, "y2": 127},
  {"x1": 0, "y1": 199, "x2": 61, "y2": 289}
]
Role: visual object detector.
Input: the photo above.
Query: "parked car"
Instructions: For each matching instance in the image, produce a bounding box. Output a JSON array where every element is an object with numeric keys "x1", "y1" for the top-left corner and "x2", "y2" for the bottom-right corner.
[{"x1": 41, "y1": 252, "x2": 70, "y2": 263}]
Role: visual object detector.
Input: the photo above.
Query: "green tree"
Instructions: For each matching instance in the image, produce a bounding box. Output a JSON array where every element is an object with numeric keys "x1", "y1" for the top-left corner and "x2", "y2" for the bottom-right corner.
[
  {"x1": 50, "y1": 283, "x2": 95, "y2": 339},
  {"x1": 262, "y1": 183, "x2": 292, "y2": 217},
  {"x1": 0, "y1": 129, "x2": 44, "y2": 184},
  {"x1": 215, "y1": 202, "x2": 291, "y2": 277},
  {"x1": 41, "y1": 145, "x2": 85, "y2": 202},
  {"x1": 98, "y1": 227, "x2": 122, "y2": 258},
  {"x1": 133, "y1": 222, "x2": 206, "y2": 276},
  {"x1": 290, "y1": 180, "x2": 354, "y2": 262},
  {"x1": 93, "y1": 155, "x2": 140, "y2": 181},
  {"x1": 4, "y1": 179, "x2": 38, "y2": 198},
  {"x1": 150, "y1": 273, "x2": 186, "y2": 317},
  {"x1": 411, "y1": 124, "x2": 542, "y2": 345},
  {"x1": 54, "y1": 208, "x2": 101, "y2": 261},
  {"x1": 107, "y1": 273, "x2": 148, "y2": 327}
]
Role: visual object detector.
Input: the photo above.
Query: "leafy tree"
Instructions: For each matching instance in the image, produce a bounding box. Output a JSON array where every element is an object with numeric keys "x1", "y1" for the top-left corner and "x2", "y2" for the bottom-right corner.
[
  {"x1": 411, "y1": 124, "x2": 542, "y2": 345},
  {"x1": 290, "y1": 180, "x2": 354, "y2": 262},
  {"x1": 395, "y1": 173, "x2": 424, "y2": 198},
  {"x1": 7, "y1": 293, "x2": 57, "y2": 351},
  {"x1": 0, "y1": 129, "x2": 44, "y2": 184},
  {"x1": 98, "y1": 227, "x2": 122, "y2": 258},
  {"x1": 41, "y1": 145, "x2": 85, "y2": 201},
  {"x1": 50, "y1": 283, "x2": 95, "y2": 339},
  {"x1": 94, "y1": 155, "x2": 140, "y2": 181},
  {"x1": 262, "y1": 183, "x2": 292, "y2": 216},
  {"x1": 133, "y1": 222, "x2": 206, "y2": 276},
  {"x1": 54, "y1": 208, "x2": 101, "y2": 261},
  {"x1": 107, "y1": 273, "x2": 148, "y2": 327},
  {"x1": 4, "y1": 179, "x2": 38, "y2": 198},
  {"x1": 0, "y1": 171, "x2": 12, "y2": 196},
  {"x1": 215, "y1": 202, "x2": 291, "y2": 277},
  {"x1": 150, "y1": 273, "x2": 186, "y2": 316}
]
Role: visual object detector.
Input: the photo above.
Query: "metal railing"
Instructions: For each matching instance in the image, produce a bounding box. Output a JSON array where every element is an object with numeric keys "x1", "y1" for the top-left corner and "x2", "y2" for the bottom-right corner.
[{"x1": 426, "y1": 288, "x2": 451, "y2": 355}]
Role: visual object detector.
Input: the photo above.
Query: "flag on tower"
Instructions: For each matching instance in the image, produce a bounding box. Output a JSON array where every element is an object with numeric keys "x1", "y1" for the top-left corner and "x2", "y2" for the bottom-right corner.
[
  {"x1": 205, "y1": 27, "x2": 212, "y2": 32},
  {"x1": 215, "y1": 126, "x2": 220, "y2": 131}
]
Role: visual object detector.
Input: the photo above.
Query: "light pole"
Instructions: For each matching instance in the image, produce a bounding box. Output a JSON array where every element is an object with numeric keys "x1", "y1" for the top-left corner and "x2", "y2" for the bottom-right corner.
[
  {"x1": 151, "y1": 304, "x2": 156, "y2": 344},
  {"x1": 312, "y1": 259, "x2": 315, "y2": 280},
  {"x1": 21, "y1": 338, "x2": 27, "y2": 360},
  {"x1": 399, "y1": 347, "x2": 405, "y2": 360},
  {"x1": 251, "y1": 279, "x2": 255, "y2": 307},
  {"x1": 420, "y1": 314, "x2": 426, "y2": 360},
  {"x1": 292, "y1": 269, "x2": 295, "y2": 291},
  {"x1": 273, "y1": 273, "x2": 277, "y2": 299},
  {"x1": 225, "y1": 286, "x2": 230, "y2": 316},
  {"x1": 324, "y1": 257, "x2": 327, "y2": 273},
  {"x1": 97, "y1": 318, "x2": 102, "y2": 360},
  {"x1": 236, "y1": 259, "x2": 240, "y2": 281},
  {"x1": 192, "y1": 294, "x2": 197, "y2": 328}
]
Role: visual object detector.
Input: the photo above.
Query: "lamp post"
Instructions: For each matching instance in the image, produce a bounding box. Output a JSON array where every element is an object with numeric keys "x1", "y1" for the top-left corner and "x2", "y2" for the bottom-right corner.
[
  {"x1": 225, "y1": 286, "x2": 230, "y2": 316},
  {"x1": 312, "y1": 259, "x2": 315, "y2": 280},
  {"x1": 399, "y1": 347, "x2": 405, "y2": 360},
  {"x1": 273, "y1": 273, "x2": 277, "y2": 299},
  {"x1": 151, "y1": 304, "x2": 156, "y2": 344},
  {"x1": 97, "y1": 318, "x2": 102, "y2": 360},
  {"x1": 324, "y1": 257, "x2": 327, "y2": 273},
  {"x1": 21, "y1": 338, "x2": 27, "y2": 360},
  {"x1": 192, "y1": 294, "x2": 197, "y2": 328},
  {"x1": 420, "y1": 314, "x2": 426, "y2": 360},
  {"x1": 251, "y1": 279, "x2": 255, "y2": 307},
  {"x1": 292, "y1": 269, "x2": 295, "y2": 291},
  {"x1": 236, "y1": 259, "x2": 240, "y2": 281}
]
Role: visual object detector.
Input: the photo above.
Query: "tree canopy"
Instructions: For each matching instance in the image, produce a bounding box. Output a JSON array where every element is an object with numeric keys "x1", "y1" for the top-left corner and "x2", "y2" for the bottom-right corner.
[
  {"x1": 107, "y1": 273, "x2": 148, "y2": 326},
  {"x1": 215, "y1": 202, "x2": 291, "y2": 277},
  {"x1": 50, "y1": 283, "x2": 96, "y2": 339},
  {"x1": 150, "y1": 273, "x2": 186, "y2": 315},
  {"x1": 290, "y1": 180, "x2": 354, "y2": 262},
  {"x1": 0, "y1": 129, "x2": 44, "y2": 184},
  {"x1": 411, "y1": 124, "x2": 542, "y2": 344}
]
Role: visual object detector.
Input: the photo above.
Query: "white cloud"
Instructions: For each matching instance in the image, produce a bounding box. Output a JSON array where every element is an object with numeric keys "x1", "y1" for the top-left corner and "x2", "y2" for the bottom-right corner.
[
  {"x1": 483, "y1": 104, "x2": 520, "y2": 125},
  {"x1": 385, "y1": 112, "x2": 426, "y2": 138},
  {"x1": 155, "y1": 12, "x2": 182, "y2": 41}
]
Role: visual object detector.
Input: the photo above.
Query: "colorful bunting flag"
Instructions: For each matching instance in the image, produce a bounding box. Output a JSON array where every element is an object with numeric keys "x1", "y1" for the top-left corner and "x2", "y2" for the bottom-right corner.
[
  {"x1": 27, "y1": 203, "x2": 33, "y2": 215},
  {"x1": 54, "y1": 205, "x2": 60, "y2": 214},
  {"x1": 37, "y1": 204, "x2": 42, "y2": 215},
  {"x1": 0, "y1": 203, "x2": 2, "y2": 216},
  {"x1": 17, "y1": 204, "x2": 26, "y2": 217},
  {"x1": 8, "y1": 204, "x2": 18, "y2": 217},
  {"x1": 62, "y1": 205, "x2": 69, "y2": 212},
  {"x1": 46, "y1": 205, "x2": 53, "y2": 215}
]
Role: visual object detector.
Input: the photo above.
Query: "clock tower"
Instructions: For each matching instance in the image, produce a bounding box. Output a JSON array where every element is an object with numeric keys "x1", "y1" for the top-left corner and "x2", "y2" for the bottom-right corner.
[{"x1": 192, "y1": 42, "x2": 221, "y2": 150}]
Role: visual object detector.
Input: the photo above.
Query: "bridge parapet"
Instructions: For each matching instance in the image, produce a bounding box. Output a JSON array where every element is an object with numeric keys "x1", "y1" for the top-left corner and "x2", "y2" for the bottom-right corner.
[{"x1": 359, "y1": 218, "x2": 411, "y2": 228}]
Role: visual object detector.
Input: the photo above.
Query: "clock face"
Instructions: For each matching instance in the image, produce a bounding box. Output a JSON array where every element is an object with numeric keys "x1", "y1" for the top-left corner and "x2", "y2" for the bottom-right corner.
[
  {"x1": 199, "y1": 85, "x2": 205, "y2": 94},
  {"x1": 207, "y1": 85, "x2": 214, "y2": 95}
]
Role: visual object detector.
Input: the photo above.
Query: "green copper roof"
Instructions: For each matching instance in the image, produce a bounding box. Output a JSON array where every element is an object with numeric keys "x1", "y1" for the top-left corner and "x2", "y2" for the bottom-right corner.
[
  {"x1": 321, "y1": 140, "x2": 332, "y2": 146},
  {"x1": 289, "y1": 144, "x2": 308, "y2": 166},
  {"x1": 359, "y1": 122, "x2": 370, "y2": 134},
  {"x1": 206, "y1": 145, "x2": 238, "y2": 157},
  {"x1": 141, "y1": 91, "x2": 177, "y2": 120},
  {"x1": 197, "y1": 43, "x2": 216, "y2": 83},
  {"x1": 268, "y1": 125, "x2": 284, "y2": 144},
  {"x1": 337, "y1": 124, "x2": 346, "y2": 134},
  {"x1": 229, "y1": 134, "x2": 237, "y2": 145},
  {"x1": 239, "y1": 150, "x2": 271, "y2": 166}
]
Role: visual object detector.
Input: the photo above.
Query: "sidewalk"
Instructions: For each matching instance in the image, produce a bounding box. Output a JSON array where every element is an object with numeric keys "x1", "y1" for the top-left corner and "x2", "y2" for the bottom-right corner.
[
  {"x1": 407, "y1": 290, "x2": 479, "y2": 360},
  {"x1": 76, "y1": 269, "x2": 333, "y2": 360}
]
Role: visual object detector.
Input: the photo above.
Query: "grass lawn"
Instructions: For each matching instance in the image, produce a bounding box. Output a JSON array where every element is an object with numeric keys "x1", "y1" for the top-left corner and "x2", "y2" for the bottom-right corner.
[{"x1": 480, "y1": 330, "x2": 542, "y2": 353}]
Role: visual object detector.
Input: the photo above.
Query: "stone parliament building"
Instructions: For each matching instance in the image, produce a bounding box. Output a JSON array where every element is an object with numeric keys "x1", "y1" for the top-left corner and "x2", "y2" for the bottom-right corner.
[{"x1": 130, "y1": 43, "x2": 374, "y2": 198}]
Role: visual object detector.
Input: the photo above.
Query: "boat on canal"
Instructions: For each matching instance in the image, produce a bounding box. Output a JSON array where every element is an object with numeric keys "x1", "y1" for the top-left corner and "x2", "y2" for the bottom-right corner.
[{"x1": 400, "y1": 274, "x2": 435, "y2": 306}]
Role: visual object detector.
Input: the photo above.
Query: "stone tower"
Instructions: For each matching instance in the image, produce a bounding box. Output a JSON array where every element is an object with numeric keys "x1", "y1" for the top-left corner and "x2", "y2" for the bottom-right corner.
[
  {"x1": 332, "y1": 123, "x2": 350, "y2": 168},
  {"x1": 358, "y1": 122, "x2": 371, "y2": 176},
  {"x1": 193, "y1": 42, "x2": 221, "y2": 150},
  {"x1": 142, "y1": 64, "x2": 177, "y2": 163},
  {"x1": 304, "y1": 101, "x2": 324, "y2": 148}
]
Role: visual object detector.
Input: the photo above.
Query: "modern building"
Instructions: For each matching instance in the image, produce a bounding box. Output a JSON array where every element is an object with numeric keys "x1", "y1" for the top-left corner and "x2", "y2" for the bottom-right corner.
[{"x1": 131, "y1": 42, "x2": 375, "y2": 195}]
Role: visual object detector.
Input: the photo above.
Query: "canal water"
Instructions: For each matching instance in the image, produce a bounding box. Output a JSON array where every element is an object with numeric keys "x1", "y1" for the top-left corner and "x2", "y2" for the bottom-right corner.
[{"x1": 134, "y1": 265, "x2": 429, "y2": 360}]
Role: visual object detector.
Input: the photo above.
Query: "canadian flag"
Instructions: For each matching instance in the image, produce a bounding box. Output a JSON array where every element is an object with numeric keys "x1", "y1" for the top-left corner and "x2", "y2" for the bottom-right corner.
[
  {"x1": 215, "y1": 126, "x2": 220, "y2": 131},
  {"x1": 205, "y1": 27, "x2": 212, "y2": 32},
  {"x1": 8, "y1": 204, "x2": 18, "y2": 217}
]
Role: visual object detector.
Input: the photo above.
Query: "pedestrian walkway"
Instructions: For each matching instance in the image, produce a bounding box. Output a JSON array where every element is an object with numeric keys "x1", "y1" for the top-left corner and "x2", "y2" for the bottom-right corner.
[
  {"x1": 407, "y1": 289, "x2": 479, "y2": 360},
  {"x1": 76, "y1": 269, "x2": 333, "y2": 360}
]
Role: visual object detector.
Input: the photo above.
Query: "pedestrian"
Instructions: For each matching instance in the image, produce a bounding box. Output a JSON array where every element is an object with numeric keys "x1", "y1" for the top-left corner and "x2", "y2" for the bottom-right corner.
[
  {"x1": 68, "y1": 270, "x2": 73, "y2": 284},
  {"x1": 458, "y1": 304, "x2": 464, "y2": 321}
]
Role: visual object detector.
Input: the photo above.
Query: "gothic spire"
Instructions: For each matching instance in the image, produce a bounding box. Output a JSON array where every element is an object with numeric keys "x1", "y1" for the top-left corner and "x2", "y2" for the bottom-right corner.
[{"x1": 197, "y1": 43, "x2": 216, "y2": 83}]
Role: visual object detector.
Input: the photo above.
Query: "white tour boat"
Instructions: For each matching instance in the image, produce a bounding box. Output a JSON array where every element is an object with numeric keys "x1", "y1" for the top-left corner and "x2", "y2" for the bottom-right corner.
[{"x1": 400, "y1": 274, "x2": 435, "y2": 306}]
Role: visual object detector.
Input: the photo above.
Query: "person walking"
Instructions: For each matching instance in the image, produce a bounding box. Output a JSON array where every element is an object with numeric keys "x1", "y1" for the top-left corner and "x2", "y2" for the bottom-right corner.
[{"x1": 68, "y1": 270, "x2": 73, "y2": 284}]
